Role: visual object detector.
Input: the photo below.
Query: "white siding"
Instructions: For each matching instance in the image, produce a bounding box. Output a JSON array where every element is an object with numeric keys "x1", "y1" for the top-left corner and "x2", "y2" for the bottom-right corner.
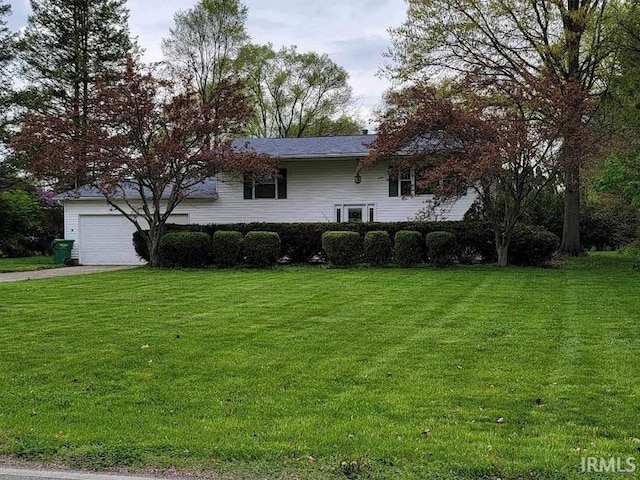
[
  {"x1": 63, "y1": 159, "x2": 477, "y2": 262},
  {"x1": 213, "y1": 159, "x2": 476, "y2": 223}
]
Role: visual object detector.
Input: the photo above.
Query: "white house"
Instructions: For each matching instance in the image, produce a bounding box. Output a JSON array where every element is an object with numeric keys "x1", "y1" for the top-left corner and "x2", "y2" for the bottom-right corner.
[{"x1": 59, "y1": 134, "x2": 477, "y2": 265}]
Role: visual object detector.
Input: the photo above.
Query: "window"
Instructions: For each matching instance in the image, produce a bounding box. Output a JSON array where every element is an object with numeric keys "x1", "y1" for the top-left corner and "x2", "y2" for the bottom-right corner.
[
  {"x1": 389, "y1": 167, "x2": 433, "y2": 197},
  {"x1": 335, "y1": 204, "x2": 376, "y2": 223},
  {"x1": 244, "y1": 169, "x2": 287, "y2": 199}
]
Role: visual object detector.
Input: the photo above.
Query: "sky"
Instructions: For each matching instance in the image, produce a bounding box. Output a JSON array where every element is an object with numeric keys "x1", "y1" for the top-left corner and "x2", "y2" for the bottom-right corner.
[{"x1": 6, "y1": 0, "x2": 408, "y2": 129}]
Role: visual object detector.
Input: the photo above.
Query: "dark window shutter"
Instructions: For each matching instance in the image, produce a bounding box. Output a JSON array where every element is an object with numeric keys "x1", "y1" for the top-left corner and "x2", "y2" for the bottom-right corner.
[
  {"x1": 388, "y1": 172, "x2": 398, "y2": 197},
  {"x1": 243, "y1": 174, "x2": 253, "y2": 199},
  {"x1": 277, "y1": 169, "x2": 287, "y2": 199}
]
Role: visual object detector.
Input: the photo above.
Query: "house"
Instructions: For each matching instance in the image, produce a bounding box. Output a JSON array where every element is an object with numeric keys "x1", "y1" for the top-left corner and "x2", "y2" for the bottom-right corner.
[{"x1": 59, "y1": 134, "x2": 477, "y2": 265}]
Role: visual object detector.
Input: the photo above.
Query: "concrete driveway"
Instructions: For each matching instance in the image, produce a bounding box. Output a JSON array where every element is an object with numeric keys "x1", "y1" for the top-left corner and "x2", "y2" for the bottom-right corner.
[{"x1": 0, "y1": 266, "x2": 139, "y2": 283}]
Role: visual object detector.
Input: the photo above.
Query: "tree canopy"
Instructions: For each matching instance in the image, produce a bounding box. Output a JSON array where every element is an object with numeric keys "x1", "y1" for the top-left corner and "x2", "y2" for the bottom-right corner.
[
  {"x1": 238, "y1": 44, "x2": 358, "y2": 138},
  {"x1": 386, "y1": 0, "x2": 618, "y2": 255},
  {"x1": 162, "y1": 0, "x2": 249, "y2": 104},
  {"x1": 13, "y1": 60, "x2": 276, "y2": 266}
]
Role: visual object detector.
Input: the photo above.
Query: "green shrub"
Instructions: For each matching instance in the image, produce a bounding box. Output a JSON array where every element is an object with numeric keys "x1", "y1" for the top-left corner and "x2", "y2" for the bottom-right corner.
[
  {"x1": 426, "y1": 231, "x2": 458, "y2": 268},
  {"x1": 508, "y1": 225, "x2": 560, "y2": 266},
  {"x1": 363, "y1": 231, "x2": 392, "y2": 266},
  {"x1": 159, "y1": 232, "x2": 211, "y2": 268},
  {"x1": 321, "y1": 231, "x2": 363, "y2": 267},
  {"x1": 135, "y1": 220, "x2": 500, "y2": 265},
  {"x1": 212, "y1": 230, "x2": 243, "y2": 268},
  {"x1": 243, "y1": 231, "x2": 281, "y2": 268},
  {"x1": 394, "y1": 230, "x2": 423, "y2": 267}
]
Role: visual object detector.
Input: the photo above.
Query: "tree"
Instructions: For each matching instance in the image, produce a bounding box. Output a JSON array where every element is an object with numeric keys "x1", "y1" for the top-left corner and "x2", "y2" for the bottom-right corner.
[
  {"x1": 0, "y1": 0, "x2": 14, "y2": 148},
  {"x1": 162, "y1": 0, "x2": 249, "y2": 104},
  {"x1": 238, "y1": 44, "x2": 357, "y2": 138},
  {"x1": 364, "y1": 75, "x2": 578, "y2": 266},
  {"x1": 17, "y1": 0, "x2": 135, "y2": 188},
  {"x1": 387, "y1": 0, "x2": 617, "y2": 255},
  {"x1": 14, "y1": 61, "x2": 277, "y2": 267}
]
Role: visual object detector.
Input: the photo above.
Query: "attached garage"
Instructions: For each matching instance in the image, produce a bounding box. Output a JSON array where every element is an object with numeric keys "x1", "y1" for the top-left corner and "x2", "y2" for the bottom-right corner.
[
  {"x1": 56, "y1": 179, "x2": 217, "y2": 266},
  {"x1": 78, "y1": 214, "x2": 189, "y2": 265}
]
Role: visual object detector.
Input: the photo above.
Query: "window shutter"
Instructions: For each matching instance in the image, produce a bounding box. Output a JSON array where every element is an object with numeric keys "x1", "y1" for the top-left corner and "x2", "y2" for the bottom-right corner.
[
  {"x1": 277, "y1": 169, "x2": 287, "y2": 199},
  {"x1": 243, "y1": 174, "x2": 253, "y2": 199},
  {"x1": 388, "y1": 172, "x2": 398, "y2": 197}
]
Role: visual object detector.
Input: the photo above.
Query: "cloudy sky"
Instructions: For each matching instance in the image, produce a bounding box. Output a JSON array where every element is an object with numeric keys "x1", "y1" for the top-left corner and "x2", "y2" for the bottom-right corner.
[{"x1": 6, "y1": 0, "x2": 408, "y2": 128}]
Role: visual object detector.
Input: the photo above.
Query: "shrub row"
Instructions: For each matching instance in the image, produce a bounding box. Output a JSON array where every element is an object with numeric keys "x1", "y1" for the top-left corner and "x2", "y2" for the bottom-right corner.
[
  {"x1": 321, "y1": 230, "x2": 470, "y2": 268},
  {"x1": 156, "y1": 230, "x2": 280, "y2": 268},
  {"x1": 135, "y1": 220, "x2": 497, "y2": 264},
  {"x1": 135, "y1": 221, "x2": 558, "y2": 268}
]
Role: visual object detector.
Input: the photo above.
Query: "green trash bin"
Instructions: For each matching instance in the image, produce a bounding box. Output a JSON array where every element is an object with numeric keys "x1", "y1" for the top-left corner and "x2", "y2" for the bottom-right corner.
[{"x1": 53, "y1": 239, "x2": 75, "y2": 265}]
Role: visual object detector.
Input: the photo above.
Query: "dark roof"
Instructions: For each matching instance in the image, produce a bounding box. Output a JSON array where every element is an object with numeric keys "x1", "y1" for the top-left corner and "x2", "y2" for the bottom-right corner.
[
  {"x1": 232, "y1": 134, "x2": 377, "y2": 158},
  {"x1": 55, "y1": 178, "x2": 217, "y2": 200}
]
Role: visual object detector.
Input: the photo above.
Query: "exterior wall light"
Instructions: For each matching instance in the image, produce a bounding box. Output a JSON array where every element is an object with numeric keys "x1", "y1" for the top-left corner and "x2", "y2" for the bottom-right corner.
[{"x1": 354, "y1": 172, "x2": 362, "y2": 184}]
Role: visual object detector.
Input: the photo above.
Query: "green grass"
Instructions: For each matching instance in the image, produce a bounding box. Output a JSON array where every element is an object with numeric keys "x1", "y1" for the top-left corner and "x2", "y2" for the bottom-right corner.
[
  {"x1": 0, "y1": 255, "x2": 61, "y2": 273},
  {"x1": 0, "y1": 253, "x2": 639, "y2": 479}
]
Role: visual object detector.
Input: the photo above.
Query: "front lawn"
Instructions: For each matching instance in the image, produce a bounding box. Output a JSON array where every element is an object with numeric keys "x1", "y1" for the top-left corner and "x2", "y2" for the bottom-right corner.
[
  {"x1": 0, "y1": 254, "x2": 638, "y2": 479},
  {"x1": 0, "y1": 255, "x2": 61, "y2": 273}
]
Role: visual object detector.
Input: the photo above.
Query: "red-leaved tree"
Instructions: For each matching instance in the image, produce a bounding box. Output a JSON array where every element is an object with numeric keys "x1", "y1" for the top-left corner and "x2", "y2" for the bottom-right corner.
[
  {"x1": 14, "y1": 60, "x2": 277, "y2": 266},
  {"x1": 364, "y1": 74, "x2": 595, "y2": 266}
]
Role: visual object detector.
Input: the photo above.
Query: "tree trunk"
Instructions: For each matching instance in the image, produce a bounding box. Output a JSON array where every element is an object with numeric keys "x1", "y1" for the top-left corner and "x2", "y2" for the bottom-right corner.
[
  {"x1": 559, "y1": 164, "x2": 582, "y2": 255},
  {"x1": 147, "y1": 236, "x2": 161, "y2": 267},
  {"x1": 495, "y1": 229, "x2": 510, "y2": 267}
]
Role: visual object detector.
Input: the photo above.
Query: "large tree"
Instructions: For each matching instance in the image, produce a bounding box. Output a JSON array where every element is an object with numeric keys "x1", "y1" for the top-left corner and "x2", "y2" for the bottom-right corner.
[
  {"x1": 594, "y1": 2, "x2": 640, "y2": 208},
  {"x1": 0, "y1": 0, "x2": 14, "y2": 149},
  {"x1": 162, "y1": 0, "x2": 249, "y2": 104},
  {"x1": 238, "y1": 44, "x2": 358, "y2": 138},
  {"x1": 364, "y1": 74, "x2": 587, "y2": 265},
  {"x1": 14, "y1": 61, "x2": 277, "y2": 266},
  {"x1": 17, "y1": 0, "x2": 135, "y2": 188},
  {"x1": 387, "y1": 0, "x2": 617, "y2": 255}
]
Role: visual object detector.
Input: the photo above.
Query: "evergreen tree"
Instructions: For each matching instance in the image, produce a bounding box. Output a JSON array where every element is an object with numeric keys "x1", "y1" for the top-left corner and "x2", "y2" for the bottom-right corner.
[
  {"x1": 17, "y1": 0, "x2": 135, "y2": 188},
  {"x1": 0, "y1": 0, "x2": 14, "y2": 149}
]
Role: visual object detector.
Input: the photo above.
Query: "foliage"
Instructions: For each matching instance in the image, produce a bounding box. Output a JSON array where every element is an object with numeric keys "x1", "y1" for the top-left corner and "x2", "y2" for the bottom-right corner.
[
  {"x1": 580, "y1": 199, "x2": 638, "y2": 251},
  {"x1": 508, "y1": 225, "x2": 560, "y2": 267},
  {"x1": 212, "y1": 230, "x2": 243, "y2": 268},
  {"x1": 0, "y1": 0, "x2": 14, "y2": 146},
  {"x1": 237, "y1": 44, "x2": 357, "y2": 138},
  {"x1": 134, "y1": 220, "x2": 500, "y2": 265},
  {"x1": 0, "y1": 189, "x2": 42, "y2": 257},
  {"x1": 596, "y1": 154, "x2": 640, "y2": 209},
  {"x1": 393, "y1": 230, "x2": 423, "y2": 267},
  {"x1": 386, "y1": 0, "x2": 617, "y2": 256},
  {"x1": 426, "y1": 231, "x2": 457, "y2": 268},
  {"x1": 162, "y1": 0, "x2": 249, "y2": 99},
  {"x1": 363, "y1": 231, "x2": 392, "y2": 266},
  {"x1": 16, "y1": 0, "x2": 135, "y2": 188},
  {"x1": 243, "y1": 231, "x2": 281, "y2": 268},
  {"x1": 159, "y1": 231, "x2": 212, "y2": 268},
  {"x1": 321, "y1": 231, "x2": 362, "y2": 267},
  {"x1": 365, "y1": 76, "x2": 576, "y2": 266},
  {"x1": 14, "y1": 60, "x2": 277, "y2": 267}
]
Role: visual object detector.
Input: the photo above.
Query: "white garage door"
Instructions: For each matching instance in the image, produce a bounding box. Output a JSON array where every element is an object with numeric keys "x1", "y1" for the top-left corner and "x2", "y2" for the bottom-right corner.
[{"x1": 79, "y1": 214, "x2": 189, "y2": 265}]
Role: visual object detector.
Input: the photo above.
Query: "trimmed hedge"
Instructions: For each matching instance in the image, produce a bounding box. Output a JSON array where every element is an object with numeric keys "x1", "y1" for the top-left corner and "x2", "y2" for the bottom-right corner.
[
  {"x1": 321, "y1": 231, "x2": 363, "y2": 267},
  {"x1": 212, "y1": 230, "x2": 243, "y2": 268},
  {"x1": 508, "y1": 225, "x2": 560, "y2": 266},
  {"x1": 243, "y1": 231, "x2": 281, "y2": 268},
  {"x1": 364, "y1": 231, "x2": 392, "y2": 266},
  {"x1": 394, "y1": 230, "x2": 423, "y2": 267},
  {"x1": 159, "y1": 232, "x2": 211, "y2": 268},
  {"x1": 134, "y1": 220, "x2": 498, "y2": 264},
  {"x1": 426, "y1": 231, "x2": 458, "y2": 268}
]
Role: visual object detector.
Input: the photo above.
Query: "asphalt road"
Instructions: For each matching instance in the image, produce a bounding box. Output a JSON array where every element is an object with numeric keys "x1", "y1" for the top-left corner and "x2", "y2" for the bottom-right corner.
[{"x1": 0, "y1": 468, "x2": 161, "y2": 480}]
